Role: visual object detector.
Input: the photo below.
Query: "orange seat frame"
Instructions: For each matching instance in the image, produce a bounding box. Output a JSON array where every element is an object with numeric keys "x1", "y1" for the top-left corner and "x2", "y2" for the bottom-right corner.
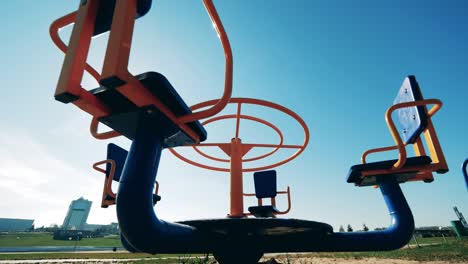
[
  {"x1": 243, "y1": 186, "x2": 292, "y2": 217},
  {"x1": 50, "y1": 0, "x2": 233, "y2": 142},
  {"x1": 93, "y1": 159, "x2": 160, "y2": 208},
  {"x1": 360, "y1": 98, "x2": 448, "y2": 183}
]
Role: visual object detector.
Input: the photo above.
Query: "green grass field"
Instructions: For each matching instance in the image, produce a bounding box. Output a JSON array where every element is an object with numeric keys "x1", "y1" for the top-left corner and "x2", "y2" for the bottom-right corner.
[
  {"x1": 284, "y1": 237, "x2": 468, "y2": 263},
  {"x1": 0, "y1": 234, "x2": 467, "y2": 263},
  {"x1": 0, "y1": 232, "x2": 121, "y2": 247}
]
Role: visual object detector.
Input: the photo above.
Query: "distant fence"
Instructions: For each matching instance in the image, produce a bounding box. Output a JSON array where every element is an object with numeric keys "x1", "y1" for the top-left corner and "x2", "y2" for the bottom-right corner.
[{"x1": 413, "y1": 228, "x2": 456, "y2": 238}]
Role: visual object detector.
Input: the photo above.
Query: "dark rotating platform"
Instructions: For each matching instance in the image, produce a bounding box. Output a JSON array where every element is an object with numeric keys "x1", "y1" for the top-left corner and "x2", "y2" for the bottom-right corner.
[{"x1": 178, "y1": 218, "x2": 333, "y2": 237}]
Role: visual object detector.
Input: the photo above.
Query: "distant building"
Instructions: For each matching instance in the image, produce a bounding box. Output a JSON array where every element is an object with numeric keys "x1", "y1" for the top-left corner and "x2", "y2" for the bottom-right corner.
[
  {"x1": 62, "y1": 197, "x2": 92, "y2": 230},
  {"x1": 0, "y1": 218, "x2": 34, "y2": 232}
]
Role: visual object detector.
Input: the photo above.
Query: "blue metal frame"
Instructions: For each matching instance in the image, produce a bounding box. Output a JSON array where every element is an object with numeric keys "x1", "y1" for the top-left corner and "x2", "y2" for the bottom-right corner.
[
  {"x1": 463, "y1": 159, "x2": 468, "y2": 192},
  {"x1": 116, "y1": 118, "x2": 415, "y2": 253}
]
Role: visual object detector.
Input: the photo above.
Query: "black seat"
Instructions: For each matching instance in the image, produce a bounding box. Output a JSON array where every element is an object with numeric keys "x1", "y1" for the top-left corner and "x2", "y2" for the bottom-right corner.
[
  {"x1": 248, "y1": 205, "x2": 279, "y2": 218},
  {"x1": 90, "y1": 72, "x2": 207, "y2": 147},
  {"x1": 93, "y1": 0, "x2": 152, "y2": 36},
  {"x1": 347, "y1": 156, "x2": 432, "y2": 187}
]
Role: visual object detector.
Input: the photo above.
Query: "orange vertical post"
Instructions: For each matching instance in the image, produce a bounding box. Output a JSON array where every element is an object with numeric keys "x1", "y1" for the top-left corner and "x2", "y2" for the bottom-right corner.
[{"x1": 229, "y1": 138, "x2": 244, "y2": 217}]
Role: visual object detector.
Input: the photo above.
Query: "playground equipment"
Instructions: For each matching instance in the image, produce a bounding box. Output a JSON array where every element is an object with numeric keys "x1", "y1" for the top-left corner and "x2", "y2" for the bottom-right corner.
[
  {"x1": 463, "y1": 159, "x2": 468, "y2": 191},
  {"x1": 451, "y1": 206, "x2": 468, "y2": 237},
  {"x1": 93, "y1": 143, "x2": 161, "y2": 208},
  {"x1": 50, "y1": 1, "x2": 449, "y2": 263},
  {"x1": 169, "y1": 97, "x2": 307, "y2": 218}
]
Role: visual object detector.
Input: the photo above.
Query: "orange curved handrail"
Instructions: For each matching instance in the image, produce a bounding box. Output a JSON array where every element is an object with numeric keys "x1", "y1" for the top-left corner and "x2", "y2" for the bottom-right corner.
[
  {"x1": 385, "y1": 99, "x2": 443, "y2": 170},
  {"x1": 49, "y1": 11, "x2": 101, "y2": 83},
  {"x1": 177, "y1": 0, "x2": 233, "y2": 123},
  {"x1": 275, "y1": 186, "x2": 292, "y2": 215},
  {"x1": 242, "y1": 186, "x2": 291, "y2": 216},
  {"x1": 90, "y1": 117, "x2": 121, "y2": 140},
  {"x1": 93, "y1": 159, "x2": 161, "y2": 205},
  {"x1": 93, "y1": 159, "x2": 117, "y2": 199},
  {"x1": 361, "y1": 145, "x2": 406, "y2": 164}
]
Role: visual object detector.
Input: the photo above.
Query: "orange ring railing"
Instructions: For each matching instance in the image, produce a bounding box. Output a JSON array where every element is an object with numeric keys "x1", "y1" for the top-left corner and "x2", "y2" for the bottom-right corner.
[
  {"x1": 192, "y1": 113, "x2": 285, "y2": 163},
  {"x1": 169, "y1": 98, "x2": 310, "y2": 173}
]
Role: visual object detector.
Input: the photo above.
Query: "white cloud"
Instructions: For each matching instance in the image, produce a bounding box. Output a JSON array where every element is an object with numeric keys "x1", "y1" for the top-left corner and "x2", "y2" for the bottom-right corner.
[{"x1": 0, "y1": 127, "x2": 106, "y2": 227}]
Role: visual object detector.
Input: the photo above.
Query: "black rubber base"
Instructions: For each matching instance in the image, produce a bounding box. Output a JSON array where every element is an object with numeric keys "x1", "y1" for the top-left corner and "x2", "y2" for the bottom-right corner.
[{"x1": 213, "y1": 248, "x2": 263, "y2": 264}]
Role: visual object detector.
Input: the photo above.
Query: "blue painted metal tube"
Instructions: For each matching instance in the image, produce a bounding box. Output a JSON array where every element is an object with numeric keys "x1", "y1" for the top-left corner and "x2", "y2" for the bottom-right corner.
[
  {"x1": 463, "y1": 159, "x2": 468, "y2": 192},
  {"x1": 116, "y1": 115, "x2": 414, "y2": 253},
  {"x1": 116, "y1": 116, "x2": 205, "y2": 253},
  {"x1": 312, "y1": 177, "x2": 415, "y2": 251},
  {"x1": 259, "y1": 177, "x2": 415, "y2": 252}
]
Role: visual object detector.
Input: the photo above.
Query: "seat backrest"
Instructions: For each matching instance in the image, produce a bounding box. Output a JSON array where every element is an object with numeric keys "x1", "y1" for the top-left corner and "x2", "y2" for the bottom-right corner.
[
  {"x1": 393, "y1": 75, "x2": 428, "y2": 144},
  {"x1": 253, "y1": 170, "x2": 277, "y2": 199},
  {"x1": 106, "y1": 143, "x2": 128, "y2": 182},
  {"x1": 93, "y1": 0, "x2": 152, "y2": 36}
]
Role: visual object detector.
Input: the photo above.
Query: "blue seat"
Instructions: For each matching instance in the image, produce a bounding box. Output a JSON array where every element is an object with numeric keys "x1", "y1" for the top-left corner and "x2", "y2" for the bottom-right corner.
[
  {"x1": 103, "y1": 143, "x2": 161, "y2": 205},
  {"x1": 90, "y1": 72, "x2": 207, "y2": 147},
  {"x1": 106, "y1": 143, "x2": 128, "y2": 182},
  {"x1": 248, "y1": 170, "x2": 279, "y2": 218},
  {"x1": 392, "y1": 75, "x2": 428, "y2": 144}
]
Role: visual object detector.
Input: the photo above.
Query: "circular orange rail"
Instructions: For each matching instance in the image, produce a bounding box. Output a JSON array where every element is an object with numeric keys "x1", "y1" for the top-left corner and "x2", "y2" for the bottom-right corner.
[{"x1": 169, "y1": 97, "x2": 310, "y2": 172}]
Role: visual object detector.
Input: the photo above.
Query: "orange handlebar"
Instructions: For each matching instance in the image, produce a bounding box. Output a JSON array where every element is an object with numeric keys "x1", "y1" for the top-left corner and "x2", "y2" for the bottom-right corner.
[
  {"x1": 90, "y1": 117, "x2": 121, "y2": 140},
  {"x1": 178, "y1": 0, "x2": 233, "y2": 123},
  {"x1": 243, "y1": 186, "x2": 292, "y2": 216},
  {"x1": 362, "y1": 145, "x2": 404, "y2": 164},
  {"x1": 93, "y1": 159, "x2": 117, "y2": 199},
  {"x1": 274, "y1": 186, "x2": 292, "y2": 215},
  {"x1": 385, "y1": 99, "x2": 443, "y2": 169}
]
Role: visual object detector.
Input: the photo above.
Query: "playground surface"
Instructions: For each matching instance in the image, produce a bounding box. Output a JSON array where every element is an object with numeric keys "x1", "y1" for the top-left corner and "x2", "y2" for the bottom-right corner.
[
  {"x1": 0, "y1": 257, "x2": 463, "y2": 264},
  {"x1": 265, "y1": 258, "x2": 456, "y2": 264},
  {"x1": 0, "y1": 237, "x2": 467, "y2": 263}
]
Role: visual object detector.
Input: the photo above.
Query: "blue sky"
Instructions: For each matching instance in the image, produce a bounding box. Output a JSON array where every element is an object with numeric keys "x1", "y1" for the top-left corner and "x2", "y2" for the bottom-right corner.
[{"x1": 0, "y1": 1, "x2": 467, "y2": 231}]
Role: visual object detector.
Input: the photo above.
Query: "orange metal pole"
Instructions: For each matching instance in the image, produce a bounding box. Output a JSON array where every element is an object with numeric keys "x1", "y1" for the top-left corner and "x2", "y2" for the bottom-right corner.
[{"x1": 229, "y1": 138, "x2": 244, "y2": 217}]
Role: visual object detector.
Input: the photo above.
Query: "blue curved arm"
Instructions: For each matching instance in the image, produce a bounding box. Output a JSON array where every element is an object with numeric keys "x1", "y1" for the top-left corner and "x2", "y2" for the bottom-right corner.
[
  {"x1": 120, "y1": 234, "x2": 138, "y2": 253},
  {"x1": 116, "y1": 115, "x2": 205, "y2": 253},
  {"x1": 463, "y1": 159, "x2": 468, "y2": 192},
  {"x1": 314, "y1": 177, "x2": 414, "y2": 251},
  {"x1": 116, "y1": 117, "x2": 414, "y2": 253}
]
